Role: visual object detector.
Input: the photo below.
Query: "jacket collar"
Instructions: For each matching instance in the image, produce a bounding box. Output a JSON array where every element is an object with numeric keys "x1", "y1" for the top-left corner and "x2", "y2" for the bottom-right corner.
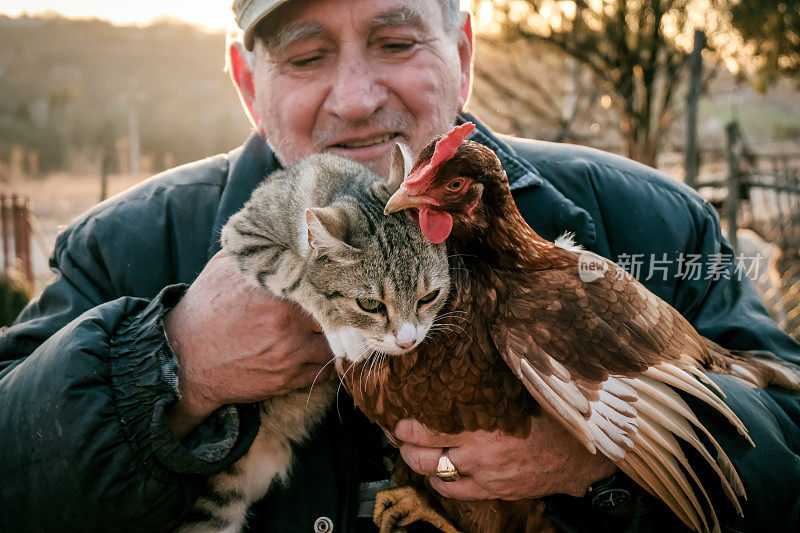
[
  {"x1": 208, "y1": 115, "x2": 596, "y2": 259},
  {"x1": 460, "y1": 112, "x2": 596, "y2": 248},
  {"x1": 457, "y1": 112, "x2": 544, "y2": 191},
  {"x1": 207, "y1": 133, "x2": 280, "y2": 259}
]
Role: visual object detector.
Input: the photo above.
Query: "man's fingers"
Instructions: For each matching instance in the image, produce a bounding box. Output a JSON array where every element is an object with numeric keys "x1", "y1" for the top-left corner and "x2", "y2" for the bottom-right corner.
[
  {"x1": 291, "y1": 361, "x2": 336, "y2": 388},
  {"x1": 303, "y1": 333, "x2": 334, "y2": 364},
  {"x1": 400, "y1": 442, "x2": 476, "y2": 479},
  {"x1": 399, "y1": 443, "x2": 441, "y2": 476},
  {"x1": 446, "y1": 443, "x2": 483, "y2": 476},
  {"x1": 282, "y1": 302, "x2": 324, "y2": 333},
  {"x1": 293, "y1": 312, "x2": 324, "y2": 333},
  {"x1": 400, "y1": 441, "x2": 491, "y2": 500},
  {"x1": 394, "y1": 418, "x2": 469, "y2": 447},
  {"x1": 428, "y1": 476, "x2": 491, "y2": 501}
]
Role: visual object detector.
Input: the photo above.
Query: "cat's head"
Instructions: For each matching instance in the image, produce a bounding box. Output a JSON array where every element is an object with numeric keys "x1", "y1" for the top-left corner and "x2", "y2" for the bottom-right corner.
[{"x1": 303, "y1": 190, "x2": 450, "y2": 363}]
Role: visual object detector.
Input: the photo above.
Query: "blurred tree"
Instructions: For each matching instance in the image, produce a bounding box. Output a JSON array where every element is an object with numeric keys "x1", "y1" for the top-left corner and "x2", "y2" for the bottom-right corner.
[
  {"x1": 0, "y1": 15, "x2": 252, "y2": 176},
  {"x1": 469, "y1": 35, "x2": 610, "y2": 146},
  {"x1": 731, "y1": 0, "x2": 800, "y2": 90},
  {"x1": 478, "y1": 0, "x2": 728, "y2": 166}
]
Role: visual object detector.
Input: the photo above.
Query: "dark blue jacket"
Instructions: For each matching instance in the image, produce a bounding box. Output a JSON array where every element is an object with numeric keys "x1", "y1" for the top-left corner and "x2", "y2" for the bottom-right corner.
[{"x1": 1, "y1": 115, "x2": 798, "y2": 532}]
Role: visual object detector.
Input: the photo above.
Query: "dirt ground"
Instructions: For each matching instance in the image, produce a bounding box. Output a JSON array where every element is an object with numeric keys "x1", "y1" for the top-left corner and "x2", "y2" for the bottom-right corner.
[{"x1": 3, "y1": 172, "x2": 145, "y2": 291}]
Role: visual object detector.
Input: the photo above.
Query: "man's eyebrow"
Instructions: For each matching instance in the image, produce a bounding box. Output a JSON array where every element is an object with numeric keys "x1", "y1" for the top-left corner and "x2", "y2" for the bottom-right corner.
[
  {"x1": 266, "y1": 21, "x2": 326, "y2": 55},
  {"x1": 369, "y1": 6, "x2": 428, "y2": 32},
  {"x1": 263, "y1": 6, "x2": 428, "y2": 54}
]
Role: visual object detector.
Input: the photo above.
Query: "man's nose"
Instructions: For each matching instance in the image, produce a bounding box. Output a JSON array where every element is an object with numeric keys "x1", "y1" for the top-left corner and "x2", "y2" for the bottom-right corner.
[{"x1": 324, "y1": 51, "x2": 388, "y2": 122}]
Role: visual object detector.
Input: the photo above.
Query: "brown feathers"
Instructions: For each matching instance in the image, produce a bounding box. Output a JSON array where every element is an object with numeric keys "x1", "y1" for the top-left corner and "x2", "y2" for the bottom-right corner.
[{"x1": 356, "y1": 127, "x2": 800, "y2": 533}]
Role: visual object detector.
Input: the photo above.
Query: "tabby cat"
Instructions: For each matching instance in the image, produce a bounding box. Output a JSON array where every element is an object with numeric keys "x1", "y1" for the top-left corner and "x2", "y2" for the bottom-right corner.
[{"x1": 177, "y1": 153, "x2": 450, "y2": 532}]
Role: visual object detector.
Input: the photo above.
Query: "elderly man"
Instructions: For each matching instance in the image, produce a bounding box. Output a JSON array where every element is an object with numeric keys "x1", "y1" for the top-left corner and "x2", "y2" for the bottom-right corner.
[{"x1": 1, "y1": 0, "x2": 798, "y2": 531}]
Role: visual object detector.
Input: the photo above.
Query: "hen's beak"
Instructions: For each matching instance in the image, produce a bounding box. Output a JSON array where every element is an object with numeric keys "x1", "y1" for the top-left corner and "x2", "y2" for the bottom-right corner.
[{"x1": 384, "y1": 185, "x2": 438, "y2": 215}]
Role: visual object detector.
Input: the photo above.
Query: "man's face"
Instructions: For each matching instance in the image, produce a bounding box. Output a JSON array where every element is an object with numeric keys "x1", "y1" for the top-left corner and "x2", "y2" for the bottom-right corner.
[{"x1": 247, "y1": 0, "x2": 470, "y2": 177}]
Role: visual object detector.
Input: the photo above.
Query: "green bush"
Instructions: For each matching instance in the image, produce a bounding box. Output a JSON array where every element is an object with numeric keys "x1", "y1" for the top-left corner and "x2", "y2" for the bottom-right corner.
[{"x1": 0, "y1": 273, "x2": 30, "y2": 326}]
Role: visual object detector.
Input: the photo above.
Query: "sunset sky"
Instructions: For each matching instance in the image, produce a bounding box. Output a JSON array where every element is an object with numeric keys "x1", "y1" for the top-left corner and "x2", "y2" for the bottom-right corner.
[{"x1": 1, "y1": 1, "x2": 236, "y2": 30}]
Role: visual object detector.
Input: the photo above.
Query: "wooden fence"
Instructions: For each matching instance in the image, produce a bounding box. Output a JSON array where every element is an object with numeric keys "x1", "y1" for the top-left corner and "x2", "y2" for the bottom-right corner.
[
  {"x1": 0, "y1": 193, "x2": 34, "y2": 290},
  {"x1": 696, "y1": 121, "x2": 800, "y2": 340}
]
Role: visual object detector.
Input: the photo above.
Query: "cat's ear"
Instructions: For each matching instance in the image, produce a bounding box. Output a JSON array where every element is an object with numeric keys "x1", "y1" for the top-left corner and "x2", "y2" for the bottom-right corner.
[
  {"x1": 387, "y1": 143, "x2": 413, "y2": 194},
  {"x1": 305, "y1": 207, "x2": 360, "y2": 261}
]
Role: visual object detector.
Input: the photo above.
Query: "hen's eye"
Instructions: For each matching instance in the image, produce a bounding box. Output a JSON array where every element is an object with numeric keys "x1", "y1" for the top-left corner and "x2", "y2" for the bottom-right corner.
[
  {"x1": 447, "y1": 178, "x2": 465, "y2": 192},
  {"x1": 418, "y1": 289, "x2": 440, "y2": 306},
  {"x1": 357, "y1": 298, "x2": 386, "y2": 313}
]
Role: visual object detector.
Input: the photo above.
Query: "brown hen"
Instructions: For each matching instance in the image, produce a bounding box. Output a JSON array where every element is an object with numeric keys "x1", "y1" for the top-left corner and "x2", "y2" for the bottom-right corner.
[{"x1": 343, "y1": 123, "x2": 800, "y2": 533}]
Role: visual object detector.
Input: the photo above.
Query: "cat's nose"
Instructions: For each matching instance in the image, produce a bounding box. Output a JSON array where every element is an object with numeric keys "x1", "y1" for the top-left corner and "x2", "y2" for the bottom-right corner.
[{"x1": 395, "y1": 323, "x2": 418, "y2": 350}]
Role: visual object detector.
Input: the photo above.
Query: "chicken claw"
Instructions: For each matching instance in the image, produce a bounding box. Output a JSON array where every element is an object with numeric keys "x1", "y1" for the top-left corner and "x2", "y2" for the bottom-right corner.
[{"x1": 373, "y1": 486, "x2": 461, "y2": 533}]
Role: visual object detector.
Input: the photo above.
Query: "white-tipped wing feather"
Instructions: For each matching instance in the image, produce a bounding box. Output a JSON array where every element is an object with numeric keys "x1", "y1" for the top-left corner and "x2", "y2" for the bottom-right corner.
[{"x1": 490, "y1": 261, "x2": 753, "y2": 533}]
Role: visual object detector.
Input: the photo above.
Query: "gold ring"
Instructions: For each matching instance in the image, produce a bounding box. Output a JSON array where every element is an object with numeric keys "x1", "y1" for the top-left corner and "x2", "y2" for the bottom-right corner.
[{"x1": 436, "y1": 449, "x2": 461, "y2": 482}]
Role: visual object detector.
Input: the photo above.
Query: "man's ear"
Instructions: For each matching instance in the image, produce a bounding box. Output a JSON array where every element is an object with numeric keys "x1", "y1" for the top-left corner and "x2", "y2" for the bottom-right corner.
[
  {"x1": 228, "y1": 41, "x2": 260, "y2": 128},
  {"x1": 458, "y1": 13, "x2": 474, "y2": 110}
]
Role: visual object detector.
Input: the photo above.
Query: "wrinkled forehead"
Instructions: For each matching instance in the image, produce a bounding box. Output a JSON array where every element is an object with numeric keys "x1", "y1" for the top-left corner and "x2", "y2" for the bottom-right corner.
[{"x1": 254, "y1": 0, "x2": 445, "y2": 52}]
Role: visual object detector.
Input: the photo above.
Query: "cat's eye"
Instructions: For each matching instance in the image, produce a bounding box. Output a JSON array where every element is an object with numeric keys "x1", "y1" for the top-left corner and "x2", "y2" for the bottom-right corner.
[
  {"x1": 418, "y1": 289, "x2": 440, "y2": 306},
  {"x1": 357, "y1": 298, "x2": 386, "y2": 314},
  {"x1": 446, "y1": 178, "x2": 465, "y2": 192}
]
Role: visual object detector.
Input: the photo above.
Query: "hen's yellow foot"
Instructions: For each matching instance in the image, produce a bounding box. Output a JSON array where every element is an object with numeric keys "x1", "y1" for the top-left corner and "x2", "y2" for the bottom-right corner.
[{"x1": 373, "y1": 486, "x2": 461, "y2": 533}]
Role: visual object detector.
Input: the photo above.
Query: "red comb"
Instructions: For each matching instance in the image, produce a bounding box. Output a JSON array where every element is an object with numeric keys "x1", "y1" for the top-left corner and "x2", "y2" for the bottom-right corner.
[{"x1": 405, "y1": 122, "x2": 476, "y2": 189}]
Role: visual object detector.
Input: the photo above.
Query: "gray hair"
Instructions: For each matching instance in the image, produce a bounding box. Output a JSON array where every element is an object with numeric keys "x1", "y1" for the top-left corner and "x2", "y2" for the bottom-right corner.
[
  {"x1": 442, "y1": 0, "x2": 468, "y2": 34},
  {"x1": 227, "y1": 1, "x2": 468, "y2": 72}
]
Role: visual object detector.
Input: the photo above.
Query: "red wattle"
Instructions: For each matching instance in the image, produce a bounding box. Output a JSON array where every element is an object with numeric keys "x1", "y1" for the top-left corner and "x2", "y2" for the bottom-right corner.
[{"x1": 419, "y1": 208, "x2": 453, "y2": 244}]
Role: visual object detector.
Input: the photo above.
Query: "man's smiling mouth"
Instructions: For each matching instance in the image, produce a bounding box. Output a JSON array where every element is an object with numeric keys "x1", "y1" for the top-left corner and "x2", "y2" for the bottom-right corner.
[{"x1": 331, "y1": 133, "x2": 400, "y2": 149}]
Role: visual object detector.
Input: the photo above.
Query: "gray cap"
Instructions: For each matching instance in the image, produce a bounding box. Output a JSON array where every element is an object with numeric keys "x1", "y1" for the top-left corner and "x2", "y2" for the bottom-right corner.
[{"x1": 232, "y1": 0, "x2": 293, "y2": 51}]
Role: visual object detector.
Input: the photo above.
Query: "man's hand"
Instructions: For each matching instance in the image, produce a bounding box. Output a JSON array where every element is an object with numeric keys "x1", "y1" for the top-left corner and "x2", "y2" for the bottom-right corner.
[
  {"x1": 164, "y1": 251, "x2": 334, "y2": 438},
  {"x1": 395, "y1": 414, "x2": 617, "y2": 500}
]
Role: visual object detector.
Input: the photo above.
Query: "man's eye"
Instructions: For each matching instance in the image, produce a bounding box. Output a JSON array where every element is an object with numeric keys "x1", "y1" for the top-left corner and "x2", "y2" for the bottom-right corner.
[
  {"x1": 289, "y1": 55, "x2": 323, "y2": 68},
  {"x1": 380, "y1": 40, "x2": 416, "y2": 54}
]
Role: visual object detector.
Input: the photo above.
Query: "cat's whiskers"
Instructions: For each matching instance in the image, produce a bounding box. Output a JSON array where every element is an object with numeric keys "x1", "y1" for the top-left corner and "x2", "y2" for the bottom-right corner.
[
  {"x1": 430, "y1": 321, "x2": 470, "y2": 333},
  {"x1": 436, "y1": 310, "x2": 469, "y2": 320},
  {"x1": 337, "y1": 353, "x2": 363, "y2": 391},
  {"x1": 357, "y1": 345, "x2": 382, "y2": 394},
  {"x1": 429, "y1": 319, "x2": 473, "y2": 342},
  {"x1": 306, "y1": 355, "x2": 340, "y2": 407},
  {"x1": 364, "y1": 351, "x2": 379, "y2": 392},
  {"x1": 361, "y1": 353, "x2": 375, "y2": 393},
  {"x1": 448, "y1": 253, "x2": 475, "y2": 275},
  {"x1": 448, "y1": 252, "x2": 478, "y2": 260},
  {"x1": 435, "y1": 310, "x2": 473, "y2": 325},
  {"x1": 434, "y1": 313, "x2": 471, "y2": 332},
  {"x1": 428, "y1": 325, "x2": 456, "y2": 340},
  {"x1": 335, "y1": 340, "x2": 375, "y2": 393},
  {"x1": 335, "y1": 356, "x2": 362, "y2": 421},
  {"x1": 374, "y1": 351, "x2": 389, "y2": 388},
  {"x1": 364, "y1": 349, "x2": 389, "y2": 393}
]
